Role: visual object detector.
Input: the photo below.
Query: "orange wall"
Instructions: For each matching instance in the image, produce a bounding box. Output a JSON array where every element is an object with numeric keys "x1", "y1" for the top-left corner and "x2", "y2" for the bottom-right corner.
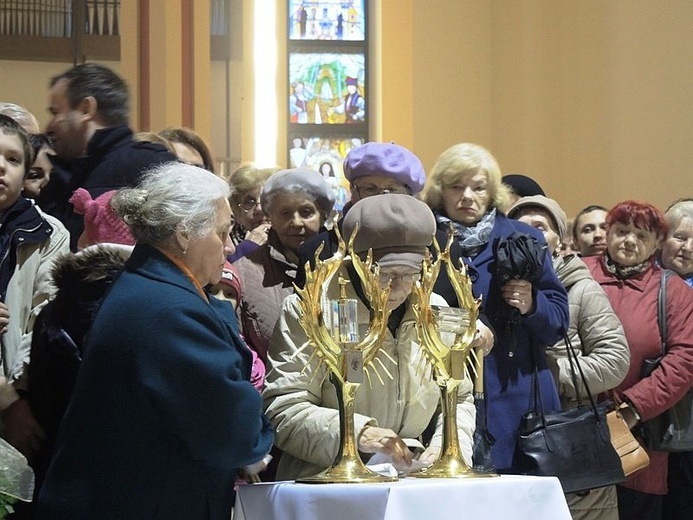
[
  {"x1": 381, "y1": 0, "x2": 693, "y2": 218},
  {"x1": 2, "y1": 1, "x2": 691, "y2": 218}
]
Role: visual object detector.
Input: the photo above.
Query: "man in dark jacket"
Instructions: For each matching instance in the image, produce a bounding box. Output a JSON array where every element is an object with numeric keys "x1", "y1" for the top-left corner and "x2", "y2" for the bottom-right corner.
[{"x1": 38, "y1": 63, "x2": 176, "y2": 250}]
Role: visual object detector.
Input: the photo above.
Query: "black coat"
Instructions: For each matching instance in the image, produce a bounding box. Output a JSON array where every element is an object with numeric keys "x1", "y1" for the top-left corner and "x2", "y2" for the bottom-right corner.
[
  {"x1": 37, "y1": 125, "x2": 176, "y2": 250},
  {"x1": 27, "y1": 246, "x2": 128, "y2": 495}
]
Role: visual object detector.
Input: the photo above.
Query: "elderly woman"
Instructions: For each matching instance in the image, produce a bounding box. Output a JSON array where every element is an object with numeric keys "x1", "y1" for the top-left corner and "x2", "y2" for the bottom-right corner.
[
  {"x1": 227, "y1": 163, "x2": 279, "y2": 262},
  {"x1": 37, "y1": 163, "x2": 273, "y2": 520},
  {"x1": 661, "y1": 199, "x2": 693, "y2": 287},
  {"x1": 659, "y1": 198, "x2": 693, "y2": 519},
  {"x1": 508, "y1": 195, "x2": 630, "y2": 520},
  {"x1": 263, "y1": 194, "x2": 476, "y2": 480},
  {"x1": 234, "y1": 168, "x2": 335, "y2": 366},
  {"x1": 583, "y1": 200, "x2": 693, "y2": 520},
  {"x1": 422, "y1": 143, "x2": 569, "y2": 473}
]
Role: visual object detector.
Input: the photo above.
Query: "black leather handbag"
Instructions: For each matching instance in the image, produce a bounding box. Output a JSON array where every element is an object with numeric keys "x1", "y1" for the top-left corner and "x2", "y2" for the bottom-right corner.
[
  {"x1": 514, "y1": 339, "x2": 626, "y2": 493},
  {"x1": 640, "y1": 270, "x2": 693, "y2": 452}
]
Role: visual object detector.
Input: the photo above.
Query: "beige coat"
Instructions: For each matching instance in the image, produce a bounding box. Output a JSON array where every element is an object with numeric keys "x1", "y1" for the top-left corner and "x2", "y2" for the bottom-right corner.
[
  {"x1": 548, "y1": 254, "x2": 630, "y2": 405},
  {"x1": 0, "y1": 210, "x2": 70, "y2": 409},
  {"x1": 263, "y1": 275, "x2": 476, "y2": 480},
  {"x1": 549, "y1": 254, "x2": 630, "y2": 520}
]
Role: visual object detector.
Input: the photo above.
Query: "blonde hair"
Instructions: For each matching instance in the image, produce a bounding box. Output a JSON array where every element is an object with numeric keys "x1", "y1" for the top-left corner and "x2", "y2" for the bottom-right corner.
[
  {"x1": 228, "y1": 163, "x2": 280, "y2": 203},
  {"x1": 423, "y1": 143, "x2": 511, "y2": 214}
]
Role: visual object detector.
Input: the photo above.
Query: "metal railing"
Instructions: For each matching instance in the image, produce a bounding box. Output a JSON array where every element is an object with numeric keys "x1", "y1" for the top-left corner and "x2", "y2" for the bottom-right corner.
[{"x1": 0, "y1": 0, "x2": 119, "y2": 37}]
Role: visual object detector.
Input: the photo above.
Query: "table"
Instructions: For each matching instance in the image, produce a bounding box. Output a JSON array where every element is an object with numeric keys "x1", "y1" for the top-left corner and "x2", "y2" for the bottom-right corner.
[{"x1": 233, "y1": 475, "x2": 571, "y2": 520}]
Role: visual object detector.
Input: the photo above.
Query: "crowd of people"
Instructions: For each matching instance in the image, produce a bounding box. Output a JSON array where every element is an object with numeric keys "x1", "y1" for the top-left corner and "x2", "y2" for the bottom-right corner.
[{"x1": 0, "y1": 62, "x2": 691, "y2": 520}]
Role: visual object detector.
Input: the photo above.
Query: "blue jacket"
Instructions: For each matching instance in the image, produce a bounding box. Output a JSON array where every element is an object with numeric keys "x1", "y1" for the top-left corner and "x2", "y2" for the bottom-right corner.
[
  {"x1": 38, "y1": 244, "x2": 273, "y2": 519},
  {"x1": 434, "y1": 213, "x2": 569, "y2": 470}
]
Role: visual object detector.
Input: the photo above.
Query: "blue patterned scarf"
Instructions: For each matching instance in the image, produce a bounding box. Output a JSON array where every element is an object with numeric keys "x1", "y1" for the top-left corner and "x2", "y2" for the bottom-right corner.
[{"x1": 435, "y1": 208, "x2": 497, "y2": 259}]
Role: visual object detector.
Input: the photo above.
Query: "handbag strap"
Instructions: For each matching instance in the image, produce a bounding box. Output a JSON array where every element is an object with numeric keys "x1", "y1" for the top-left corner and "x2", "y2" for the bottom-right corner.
[
  {"x1": 563, "y1": 332, "x2": 602, "y2": 418},
  {"x1": 528, "y1": 336, "x2": 602, "y2": 421},
  {"x1": 657, "y1": 269, "x2": 674, "y2": 356}
]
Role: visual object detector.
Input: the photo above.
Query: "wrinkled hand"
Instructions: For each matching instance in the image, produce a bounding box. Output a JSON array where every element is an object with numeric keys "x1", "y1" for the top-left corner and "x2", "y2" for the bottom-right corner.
[
  {"x1": 501, "y1": 279, "x2": 534, "y2": 315},
  {"x1": 472, "y1": 319, "x2": 494, "y2": 356},
  {"x1": 358, "y1": 425, "x2": 413, "y2": 469},
  {"x1": 1, "y1": 398, "x2": 45, "y2": 463},
  {"x1": 416, "y1": 445, "x2": 441, "y2": 466},
  {"x1": 240, "y1": 453, "x2": 273, "y2": 484},
  {"x1": 0, "y1": 302, "x2": 9, "y2": 335},
  {"x1": 245, "y1": 223, "x2": 271, "y2": 246}
]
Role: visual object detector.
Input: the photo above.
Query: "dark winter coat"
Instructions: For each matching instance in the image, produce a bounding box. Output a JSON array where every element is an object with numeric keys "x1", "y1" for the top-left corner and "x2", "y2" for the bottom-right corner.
[
  {"x1": 27, "y1": 245, "x2": 128, "y2": 492},
  {"x1": 37, "y1": 125, "x2": 175, "y2": 250},
  {"x1": 37, "y1": 244, "x2": 273, "y2": 519}
]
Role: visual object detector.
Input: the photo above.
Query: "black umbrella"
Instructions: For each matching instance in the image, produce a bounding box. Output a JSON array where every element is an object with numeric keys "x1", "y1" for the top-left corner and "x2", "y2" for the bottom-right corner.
[
  {"x1": 472, "y1": 346, "x2": 496, "y2": 473},
  {"x1": 493, "y1": 232, "x2": 547, "y2": 329},
  {"x1": 494, "y1": 231, "x2": 546, "y2": 285}
]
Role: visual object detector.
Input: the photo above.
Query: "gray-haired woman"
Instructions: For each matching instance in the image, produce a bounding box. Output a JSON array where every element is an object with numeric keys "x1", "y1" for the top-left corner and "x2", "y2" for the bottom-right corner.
[
  {"x1": 661, "y1": 199, "x2": 693, "y2": 288},
  {"x1": 37, "y1": 162, "x2": 273, "y2": 520},
  {"x1": 234, "y1": 168, "x2": 335, "y2": 367}
]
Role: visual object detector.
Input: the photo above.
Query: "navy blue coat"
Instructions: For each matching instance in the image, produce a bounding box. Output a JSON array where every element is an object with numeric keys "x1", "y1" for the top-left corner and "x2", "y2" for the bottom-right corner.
[
  {"x1": 38, "y1": 245, "x2": 273, "y2": 519},
  {"x1": 434, "y1": 213, "x2": 569, "y2": 470}
]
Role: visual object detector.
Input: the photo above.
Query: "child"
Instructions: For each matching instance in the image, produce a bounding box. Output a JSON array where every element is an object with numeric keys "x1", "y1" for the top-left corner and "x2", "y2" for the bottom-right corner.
[{"x1": 0, "y1": 115, "x2": 70, "y2": 462}]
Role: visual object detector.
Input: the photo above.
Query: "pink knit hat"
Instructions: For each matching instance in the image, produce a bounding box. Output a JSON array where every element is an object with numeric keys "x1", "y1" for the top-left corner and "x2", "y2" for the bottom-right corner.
[
  {"x1": 216, "y1": 261, "x2": 243, "y2": 301},
  {"x1": 69, "y1": 188, "x2": 135, "y2": 248}
]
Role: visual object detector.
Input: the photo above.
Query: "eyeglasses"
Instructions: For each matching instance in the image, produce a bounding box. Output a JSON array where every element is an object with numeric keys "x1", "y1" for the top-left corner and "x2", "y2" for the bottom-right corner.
[
  {"x1": 379, "y1": 271, "x2": 420, "y2": 286},
  {"x1": 354, "y1": 184, "x2": 410, "y2": 198},
  {"x1": 237, "y1": 197, "x2": 261, "y2": 213}
]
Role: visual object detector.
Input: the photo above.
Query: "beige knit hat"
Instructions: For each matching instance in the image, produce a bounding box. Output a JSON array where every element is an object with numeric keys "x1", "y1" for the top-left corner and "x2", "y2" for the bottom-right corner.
[{"x1": 507, "y1": 195, "x2": 568, "y2": 242}]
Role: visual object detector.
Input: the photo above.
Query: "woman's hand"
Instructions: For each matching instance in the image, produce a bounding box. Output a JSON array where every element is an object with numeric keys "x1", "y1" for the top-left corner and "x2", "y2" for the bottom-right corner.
[
  {"x1": 241, "y1": 453, "x2": 273, "y2": 484},
  {"x1": 358, "y1": 425, "x2": 413, "y2": 469},
  {"x1": 417, "y1": 445, "x2": 441, "y2": 466},
  {"x1": 245, "y1": 222, "x2": 271, "y2": 246},
  {"x1": 0, "y1": 302, "x2": 9, "y2": 335},
  {"x1": 1, "y1": 398, "x2": 45, "y2": 463},
  {"x1": 501, "y1": 279, "x2": 534, "y2": 315},
  {"x1": 472, "y1": 319, "x2": 494, "y2": 356}
]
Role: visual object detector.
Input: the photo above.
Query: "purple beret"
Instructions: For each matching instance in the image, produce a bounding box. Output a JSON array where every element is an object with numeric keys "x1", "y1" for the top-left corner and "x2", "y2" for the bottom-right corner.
[{"x1": 343, "y1": 142, "x2": 426, "y2": 195}]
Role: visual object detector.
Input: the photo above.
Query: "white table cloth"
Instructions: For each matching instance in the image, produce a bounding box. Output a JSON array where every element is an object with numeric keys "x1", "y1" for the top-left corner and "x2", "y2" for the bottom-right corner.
[{"x1": 233, "y1": 475, "x2": 571, "y2": 520}]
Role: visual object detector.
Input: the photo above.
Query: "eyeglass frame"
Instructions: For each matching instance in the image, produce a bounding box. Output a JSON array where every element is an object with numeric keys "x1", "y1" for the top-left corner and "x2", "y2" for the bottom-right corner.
[
  {"x1": 352, "y1": 183, "x2": 411, "y2": 198},
  {"x1": 236, "y1": 197, "x2": 261, "y2": 213},
  {"x1": 378, "y1": 271, "x2": 421, "y2": 286}
]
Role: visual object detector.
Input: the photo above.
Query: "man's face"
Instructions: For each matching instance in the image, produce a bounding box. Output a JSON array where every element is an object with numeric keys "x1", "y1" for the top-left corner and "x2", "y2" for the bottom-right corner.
[
  {"x1": 46, "y1": 78, "x2": 90, "y2": 160},
  {"x1": 574, "y1": 209, "x2": 608, "y2": 257}
]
